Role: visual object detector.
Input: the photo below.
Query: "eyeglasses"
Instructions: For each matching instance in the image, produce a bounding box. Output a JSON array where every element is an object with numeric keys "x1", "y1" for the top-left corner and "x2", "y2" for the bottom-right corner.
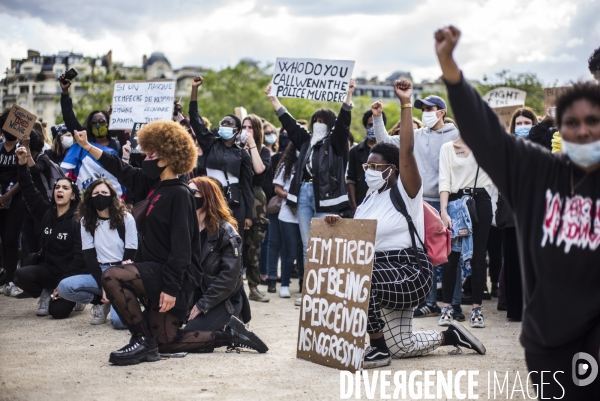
[
  {"x1": 91, "y1": 120, "x2": 107, "y2": 126},
  {"x1": 220, "y1": 119, "x2": 236, "y2": 127},
  {"x1": 362, "y1": 163, "x2": 394, "y2": 171}
]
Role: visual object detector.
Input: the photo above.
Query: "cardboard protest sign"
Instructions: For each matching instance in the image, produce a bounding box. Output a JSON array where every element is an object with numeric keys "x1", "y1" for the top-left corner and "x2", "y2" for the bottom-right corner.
[
  {"x1": 2, "y1": 104, "x2": 36, "y2": 140},
  {"x1": 297, "y1": 218, "x2": 377, "y2": 372},
  {"x1": 543, "y1": 86, "x2": 570, "y2": 111},
  {"x1": 271, "y1": 58, "x2": 355, "y2": 102},
  {"x1": 234, "y1": 107, "x2": 247, "y2": 121},
  {"x1": 492, "y1": 105, "x2": 521, "y2": 131},
  {"x1": 110, "y1": 80, "x2": 175, "y2": 129},
  {"x1": 483, "y1": 87, "x2": 526, "y2": 107}
]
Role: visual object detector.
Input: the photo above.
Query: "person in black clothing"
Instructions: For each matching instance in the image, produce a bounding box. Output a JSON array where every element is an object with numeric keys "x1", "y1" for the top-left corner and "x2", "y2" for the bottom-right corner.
[
  {"x1": 74, "y1": 120, "x2": 266, "y2": 365},
  {"x1": 435, "y1": 25, "x2": 600, "y2": 398},
  {"x1": 0, "y1": 108, "x2": 26, "y2": 297},
  {"x1": 46, "y1": 124, "x2": 73, "y2": 165},
  {"x1": 188, "y1": 76, "x2": 254, "y2": 238},
  {"x1": 13, "y1": 146, "x2": 86, "y2": 317},
  {"x1": 58, "y1": 75, "x2": 120, "y2": 154},
  {"x1": 347, "y1": 109, "x2": 387, "y2": 216},
  {"x1": 264, "y1": 79, "x2": 356, "y2": 267},
  {"x1": 240, "y1": 114, "x2": 271, "y2": 300}
]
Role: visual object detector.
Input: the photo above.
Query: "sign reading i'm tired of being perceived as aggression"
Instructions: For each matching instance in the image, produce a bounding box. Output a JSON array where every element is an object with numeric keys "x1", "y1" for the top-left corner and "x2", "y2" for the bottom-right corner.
[
  {"x1": 271, "y1": 58, "x2": 355, "y2": 102},
  {"x1": 2, "y1": 104, "x2": 36, "y2": 140},
  {"x1": 297, "y1": 218, "x2": 377, "y2": 372},
  {"x1": 110, "y1": 80, "x2": 176, "y2": 129}
]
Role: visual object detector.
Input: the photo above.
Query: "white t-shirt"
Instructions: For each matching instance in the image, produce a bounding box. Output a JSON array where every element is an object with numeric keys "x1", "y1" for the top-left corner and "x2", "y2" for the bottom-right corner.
[
  {"x1": 81, "y1": 212, "x2": 138, "y2": 264},
  {"x1": 438, "y1": 142, "x2": 493, "y2": 196},
  {"x1": 206, "y1": 168, "x2": 239, "y2": 187},
  {"x1": 354, "y1": 181, "x2": 424, "y2": 252},
  {"x1": 273, "y1": 166, "x2": 298, "y2": 224}
]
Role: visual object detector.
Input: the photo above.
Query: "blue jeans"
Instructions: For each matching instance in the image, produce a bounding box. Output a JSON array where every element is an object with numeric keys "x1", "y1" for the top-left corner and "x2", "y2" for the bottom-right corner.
[
  {"x1": 266, "y1": 213, "x2": 281, "y2": 280},
  {"x1": 57, "y1": 264, "x2": 126, "y2": 329},
  {"x1": 279, "y1": 220, "x2": 304, "y2": 287},
  {"x1": 297, "y1": 182, "x2": 328, "y2": 264},
  {"x1": 424, "y1": 200, "x2": 461, "y2": 306}
]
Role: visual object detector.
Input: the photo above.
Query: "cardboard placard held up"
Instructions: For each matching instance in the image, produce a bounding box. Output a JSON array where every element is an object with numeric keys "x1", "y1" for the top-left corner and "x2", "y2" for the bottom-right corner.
[
  {"x1": 2, "y1": 104, "x2": 36, "y2": 140},
  {"x1": 297, "y1": 218, "x2": 377, "y2": 372},
  {"x1": 543, "y1": 86, "x2": 570, "y2": 111},
  {"x1": 110, "y1": 80, "x2": 176, "y2": 129},
  {"x1": 271, "y1": 57, "x2": 355, "y2": 102},
  {"x1": 483, "y1": 87, "x2": 526, "y2": 107},
  {"x1": 492, "y1": 105, "x2": 521, "y2": 131}
]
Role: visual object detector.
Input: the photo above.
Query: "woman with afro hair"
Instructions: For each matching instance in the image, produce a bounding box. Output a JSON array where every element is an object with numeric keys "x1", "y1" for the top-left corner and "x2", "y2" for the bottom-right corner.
[{"x1": 74, "y1": 120, "x2": 267, "y2": 365}]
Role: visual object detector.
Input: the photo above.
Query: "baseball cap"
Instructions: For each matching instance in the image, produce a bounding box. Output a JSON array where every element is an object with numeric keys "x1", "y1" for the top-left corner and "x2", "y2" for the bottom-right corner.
[{"x1": 414, "y1": 95, "x2": 447, "y2": 110}]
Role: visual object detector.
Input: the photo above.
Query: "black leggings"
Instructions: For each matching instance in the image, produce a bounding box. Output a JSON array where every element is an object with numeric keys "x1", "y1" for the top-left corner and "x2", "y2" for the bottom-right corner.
[
  {"x1": 486, "y1": 225, "x2": 502, "y2": 285},
  {"x1": 443, "y1": 195, "x2": 493, "y2": 305},
  {"x1": 0, "y1": 193, "x2": 26, "y2": 282},
  {"x1": 13, "y1": 264, "x2": 62, "y2": 298},
  {"x1": 101, "y1": 265, "x2": 225, "y2": 353},
  {"x1": 502, "y1": 227, "x2": 523, "y2": 320}
]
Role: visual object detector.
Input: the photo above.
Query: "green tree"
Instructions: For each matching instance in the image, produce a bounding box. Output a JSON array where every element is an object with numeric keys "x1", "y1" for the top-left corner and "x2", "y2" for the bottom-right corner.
[{"x1": 477, "y1": 70, "x2": 545, "y2": 114}]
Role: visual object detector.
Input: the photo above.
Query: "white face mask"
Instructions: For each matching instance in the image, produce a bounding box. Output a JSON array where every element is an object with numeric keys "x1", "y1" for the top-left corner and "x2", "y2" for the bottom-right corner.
[
  {"x1": 240, "y1": 130, "x2": 249, "y2": 144},
  {"x1": 562, "y1": 138, "x2": 600, "y2": 168},
  {"x1": 311, "y1": 122, "x2": 328, "y2": 146},
  {"x1": 365, "y1": 167, "x2": 392, "y2": 190},
  {"x1": 422, "y1": 111, "x2": 441, "y2": 129},
  {"x1": 61, "y1": 136, "x2": 74, "y2": 148}
]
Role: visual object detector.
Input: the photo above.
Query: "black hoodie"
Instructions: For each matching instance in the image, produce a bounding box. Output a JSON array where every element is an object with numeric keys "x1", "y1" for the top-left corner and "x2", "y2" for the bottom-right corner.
[{"x1": 18, "y1": 164, "x2": 86, "y2": 278}]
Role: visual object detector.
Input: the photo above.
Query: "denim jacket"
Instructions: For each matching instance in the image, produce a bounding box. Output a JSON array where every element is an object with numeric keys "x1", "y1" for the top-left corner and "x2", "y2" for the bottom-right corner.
[{"x1": 447, "y1": 196, "x2": 473, "y2": 263}]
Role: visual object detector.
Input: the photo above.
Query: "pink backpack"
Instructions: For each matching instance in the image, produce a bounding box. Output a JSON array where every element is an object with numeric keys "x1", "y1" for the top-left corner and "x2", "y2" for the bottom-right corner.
[{"x1": 390, "y1": 185, "x2": 451, "y2": 268}]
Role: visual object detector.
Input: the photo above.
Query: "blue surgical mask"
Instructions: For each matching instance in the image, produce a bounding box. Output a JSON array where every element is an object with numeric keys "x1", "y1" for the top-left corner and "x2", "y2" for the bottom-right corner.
[
  {"x1": 218, "y1": 126, "x2": 236, "y2": 140},
  {"x1": 296, "y1": 151, "x2": 300, "y2": 158},
  {"x1": 562, "y1": 138, "x2": 600, "y2": 168},
  {"x1": 514, "y1": 126, "x2": 531, "y2": 138},
  {"x1": 366, "y1": 127, "x2": 376, "y2": 140},
  {"x1": 264, "y1": 133, "x2": 277, "y2": 145}
]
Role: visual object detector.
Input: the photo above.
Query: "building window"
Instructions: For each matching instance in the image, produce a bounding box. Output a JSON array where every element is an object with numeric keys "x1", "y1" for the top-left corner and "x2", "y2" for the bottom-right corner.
[
  {"x1": 37, "y1": 103, "x2": 44, "y2": 115},
  {"x1": 20, "y1": 87, "x2": 29, "y2": 94}
]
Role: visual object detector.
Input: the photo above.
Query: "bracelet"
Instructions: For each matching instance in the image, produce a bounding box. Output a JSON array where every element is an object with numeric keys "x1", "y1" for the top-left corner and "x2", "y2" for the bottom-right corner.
[
  {"x1": 122, "y1": 157, "x2": 130, "y2": 161},
  {"x1": 87, "y1": 145, "x2": 93, "y2": 152},
  {"x1": 401, "y1": 103, "x2": 412, "y2": 109},
  {"x1": 250, "y1": 146, "x2": 257, "y2": 150}
]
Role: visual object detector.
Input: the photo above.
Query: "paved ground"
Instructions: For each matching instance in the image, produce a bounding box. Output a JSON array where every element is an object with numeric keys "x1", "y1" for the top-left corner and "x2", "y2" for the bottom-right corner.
[{"x1": 0, "y1": 280, "x2": 528, "y2": 401}]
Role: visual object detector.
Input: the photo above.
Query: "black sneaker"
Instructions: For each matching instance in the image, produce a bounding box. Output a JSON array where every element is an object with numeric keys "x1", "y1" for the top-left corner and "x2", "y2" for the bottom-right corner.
[
  {"x1": 491, "y1": 283, "x2": 498, "y2": 298},
  {"x1": 227, "y1": 316, "x2": 268, "y2": 353},
  {"x1": 267, "y1": 279, "x2": 277, "y2": 293},
  {"x1": 447, "y1": 321, "x2": 486, "y2": 355},
  {"x1": 109, "y1": 334, "x2": 160, "y2": 366},
  {"x1": 363, "y1": 346, "x2": 391, "y2": 369},
  {"x1": 452, "y1": 304, "x2": 465, "y2": 322},
  {"x1": 413, "y1": 302, "x2": 441, "y2": 318}
]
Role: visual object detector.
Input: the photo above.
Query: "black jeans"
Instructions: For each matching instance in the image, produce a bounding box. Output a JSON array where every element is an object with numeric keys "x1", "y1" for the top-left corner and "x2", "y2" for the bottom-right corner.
[
  {"x1": 443, "y1": 195, "x2": 493, "y2": 305},
  {"x1": 0, "y1": 193, "x2": 26, "y2": 282},
  {"x1": 486, "y1": 225, "x2": 502, "y2": 285},
  {"x1": 502, "y1": 227, "x2": 523, "y2": 321},
  {"x1": 22, "y1": 211, "x2": 41, "y2": 254},
  {"x1": 184, "y1": 291, "x2": 243, "y2": 332},
  {"x1": 525, "y1": 322, "x2": 600, "y2": 399},
  {"x1": 13, "y1": 264, "x2": 62, "y2": 298}
]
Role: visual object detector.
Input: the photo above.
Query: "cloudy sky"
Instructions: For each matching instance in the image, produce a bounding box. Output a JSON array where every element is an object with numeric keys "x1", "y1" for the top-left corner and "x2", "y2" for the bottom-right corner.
[{"x1": 1, "y1": 0, "x2": 598, "y2": 85}]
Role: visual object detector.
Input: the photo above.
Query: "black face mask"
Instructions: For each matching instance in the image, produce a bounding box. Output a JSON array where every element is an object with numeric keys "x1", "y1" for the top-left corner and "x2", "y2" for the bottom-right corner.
[
  {"x1": 3, "y1": 132, "x2": 17, "y2": 142},
  {"x1": 195, "y1": 197, "x2": 204, "y2": 210},
  {"x1": 91, "y1": 194, "x2": 113, "y2": 211},
  {"x1": 142, "y1": 159, "x2": 166, "y2": 179}
]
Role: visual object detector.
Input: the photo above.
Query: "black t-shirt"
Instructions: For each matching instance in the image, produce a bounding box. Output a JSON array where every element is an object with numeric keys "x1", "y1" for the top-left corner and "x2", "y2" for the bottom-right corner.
[
  {"x1": 251, "y1": 146, "x2": 272, "y2": 188},
  {"x1": 0, "y1": 143, "x2": 18, "y2": 188}
]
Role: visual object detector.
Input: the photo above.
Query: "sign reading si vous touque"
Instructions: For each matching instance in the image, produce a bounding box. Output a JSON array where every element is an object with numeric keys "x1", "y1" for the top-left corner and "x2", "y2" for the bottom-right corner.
[
  {"x1": 271, "y1": 58, "x2": 355, "y2": 102},
  {"x1": 110, "y1": 80, "x2": 176, "y2": 129},
  {"x1": 297, "y1": 218, "x2": 377, "y2": 372}
]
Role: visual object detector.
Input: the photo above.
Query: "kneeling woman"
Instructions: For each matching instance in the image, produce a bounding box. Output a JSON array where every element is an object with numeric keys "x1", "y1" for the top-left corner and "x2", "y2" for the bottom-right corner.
[
  {"x1": 74, "y1": 121, "x2": 267, "y2": 366},
  {"x1": 13, "y1": 146, "x2": 87, "y2": 318},
  {"x1": 57, "y1": 178, "x2": 137, "y2": 328},
  {"x1": 185, "y1": 176, "x2": 250, "y2": 332},
  {"x1": 326, "y1": 86, "x2": 485, "y2": 370}
]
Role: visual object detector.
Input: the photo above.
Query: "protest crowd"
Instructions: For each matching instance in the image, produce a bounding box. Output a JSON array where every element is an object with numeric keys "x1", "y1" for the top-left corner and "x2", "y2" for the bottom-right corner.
[{"x1": 0, "y1": 25, "x2": 599, "y2": 399}]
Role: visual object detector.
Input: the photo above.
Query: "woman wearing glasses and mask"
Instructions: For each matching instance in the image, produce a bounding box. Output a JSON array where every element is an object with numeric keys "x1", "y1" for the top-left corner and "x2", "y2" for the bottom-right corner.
[
  {"x1": 325, "y1": 83, "x2": 486, "y2": 369},
  {"x1": 58, "y1": 74, "x2": 120, "y2": 153},
  {"x1": 188, "y1": 77, "x2": 254, "y2": 238}
]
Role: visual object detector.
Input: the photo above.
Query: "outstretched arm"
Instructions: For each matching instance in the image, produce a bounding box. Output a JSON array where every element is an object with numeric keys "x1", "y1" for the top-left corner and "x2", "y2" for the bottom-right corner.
[
  {"x1": 188, "y1": 76, "x2": 216, "y2": 153},
  {"x1": 393, "y1": 80, "x2": 421, "y2": 198},
  {"x1": 266, "y1": 84, "x2": 311, "y2": 150}
]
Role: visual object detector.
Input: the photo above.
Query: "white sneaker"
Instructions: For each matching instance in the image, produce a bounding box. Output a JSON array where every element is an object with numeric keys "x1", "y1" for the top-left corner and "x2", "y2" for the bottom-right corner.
[
  {"x1": 470, "y1": 306, "x2": 485, "y2": 328},
  {"x1": 74, "y1": 302, "x2": 86, "y2": 311},
  {"x1": 294, "y1": 297, "x2": 301, "y2": 307},
  {"x1": 5, "y1": 282, "x2": 21, "y2": 297},
  {"x1": 37, "y1": 289, "x2": 51, "y2": 316},
  {"x1": 438, "y1": 305, "x2": 454, "y2": 326},
  {"x1": 279, "y1": 286, "x2": 291, "y2": 298},
  {"x1": 90, "y1": 303, "x2": 111, "y2": 325}
]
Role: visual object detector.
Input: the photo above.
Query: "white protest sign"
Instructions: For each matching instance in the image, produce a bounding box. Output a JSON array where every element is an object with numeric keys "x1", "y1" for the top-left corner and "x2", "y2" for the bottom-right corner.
[
  {"x1": 297, "y1": 219, "x2": 376, "y2": 372},
  {"x1": 110, "y1": 80, "x2": 175, "y2": 129},
  {"x1": 271, "y1": 57, "x2": 355, "y2": 102},
  {"x1": 483, "y1": 87, "x2": 526, "y2": 107}
]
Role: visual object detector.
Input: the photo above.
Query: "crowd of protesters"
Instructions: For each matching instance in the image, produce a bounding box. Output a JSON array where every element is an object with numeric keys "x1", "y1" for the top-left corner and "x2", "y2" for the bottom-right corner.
[{"x1": 0, "y1": 26, "x2": 598, "y2": 398}]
